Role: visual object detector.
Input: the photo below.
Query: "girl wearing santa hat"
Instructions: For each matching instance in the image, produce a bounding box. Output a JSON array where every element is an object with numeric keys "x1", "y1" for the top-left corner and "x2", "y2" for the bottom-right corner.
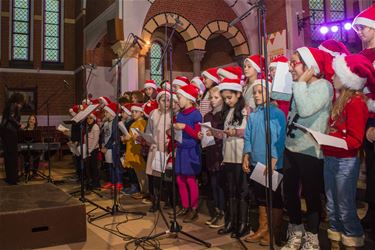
[
  {"x1": 144, "y1": 90, "x2": 172, "y2": 212},
  {"x1": 84, "y1": 111, "x2": 100, "y2": 189},
  {"x1": 282, "y1": 47, "x2": 334, "y2": 250},
  {"x1": 243, "y1": 54, "x2": 265, "y2": 109},
  {"x1": 173, "y1": 84, "x2": 202, "y2": 223},
  {"x1": 216, "y1": 78, "x2": 251, "y2": 238},
  {"x1": 322, "y1": 54, "x2": 374, "y2": 249},
  {"x1": 243, "y1": 78, "x2": 286, "y2": 246},
  {"x1": 201, "y1": 68, "x2": 220, "y2": 117},
  {"x1": 122, "y1": 104, "x2": 148, "y2": 199},
  {"x1": 144, "y1": 80, "x2": 158, "y2": 102},
  {"x1": 352, "y1": 4, "x2": 375, "y2": 233}
]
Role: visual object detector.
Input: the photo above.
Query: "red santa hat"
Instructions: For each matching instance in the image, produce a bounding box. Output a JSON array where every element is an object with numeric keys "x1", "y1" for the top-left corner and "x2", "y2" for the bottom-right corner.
[
  {"x1": 332, "y1": 54, "x2": 375, "y2": 90},
  {"x1": 269, "y1": 55, "x2": 289, "y2": 68},
  {"x1": 191, "y1": 76, "x2": 206, "y2": 94},
  {"x1": 161, "y1": 81, "x2": 171, "y2": 90},
  {"x1": 82, "y1": 98, "x2": 92, "y2": 105},
  {"x1": 217, "y1": 66, "x2": 243, "y2": 80},
  {"x1": 177, "y1": 84, "x2": 199, "y2": 103},
  {"x1": 90, "y1": 98, "x2": 100, "y2": 105},
  {"x1": 244, "y1": 55, "x2": 265, "y2": 73},
  {"x1": 251, "y1": 78, "x2": 273, "y2": 93},
  {"x1": 201, "y1": 68, "x2": 220, "y2": 83},
  {"x1": 352, "y1": 4, "x2": 375, "y2": 31},
  {"x1": 89, "y1": 110, "x2": 99, "y2": 120},
  {"x1": 130, "y1": 103, "x2": 144, "y2": 113},
  {"x1": 296, "y1": 47, "x2": 334, "y2": 81},
  {"x1": 99, "y1": 96, "x2": 112, "y2": 106},
  {"x1": 144, "y1": 79, "x2": 158, "y2": 90},
  {"x1": 103, "y1": 102, "x2": 118, "y2": 117},
  {"x1": 172, "y1": 92, "x2": 178, "y2": 102},
  {"x1": 318, "y1": 39, "x2": 350, "y2": 57},
  {"x1": 172, "y1": 76, "x2": 190, "y2": 87},
  {"x1": 121, "y1": 103, "x2": 131, "y2": 116},
  {"x1": 69, "y1": 104, "x2": 82, "y2": 116},
  {"x1": 218, "y1": 78, "x2": 243, "y2": 93},
  {"x1": 156, "y1": 89, "x2": 171, "y2": 102},
  {"x1": 143, "y1": 100, "x2": 158, "y2": 117}
]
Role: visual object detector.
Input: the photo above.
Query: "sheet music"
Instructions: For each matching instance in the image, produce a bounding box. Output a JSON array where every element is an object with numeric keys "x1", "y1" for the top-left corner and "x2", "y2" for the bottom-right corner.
[
  {"x1": 71, "y1": 104, "x2": 99, "y2": 123},
  {"x1": 57, "y1": 124, "x2": 70, "y2": 133},
  {"x1": 152, "y1": 151, "x2": 168, "y2": 173},
  {"x1": 118, "y1": 121, "x2": 129, "y2": 136},
  {"x1": 293, "y1": 122, "x2": 348, "y2": 150},
  {"x1": 272, "y1": 62, "x2": 293, "y2": 94},
  {"x1": 174, "y1": 129, "x2": 183, "y2": 143},
  {"x1": 199, "y1": 122, "x2": 226, "y2": 134},
  {"x1": 250, "y1": 162, "x2": 283, "y2": 191},
  {"x1": 200, "y1": 122, "x2": 216, "y2": 148}
]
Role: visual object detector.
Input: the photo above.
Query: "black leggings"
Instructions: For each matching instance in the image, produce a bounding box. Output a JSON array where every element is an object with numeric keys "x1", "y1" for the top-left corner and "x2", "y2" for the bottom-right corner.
[
  {"x1": 283, "y1": 149, "x2": 324, "y2": 234},
  {"x1": 223, "y1": 163, "x2": 249, "y2": 201},
  {"x1": 85, "y1": 149, "x2": 99, "y2": 185},
  {"x1": 252, "y1": 168, "x2": 283, "y2": 209}
]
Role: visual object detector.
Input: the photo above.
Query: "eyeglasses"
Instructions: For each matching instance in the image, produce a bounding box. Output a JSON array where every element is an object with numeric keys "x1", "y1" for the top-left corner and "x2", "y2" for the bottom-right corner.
[{"x1": 290, "y1": 61, "x2": 303, "y2": 68}]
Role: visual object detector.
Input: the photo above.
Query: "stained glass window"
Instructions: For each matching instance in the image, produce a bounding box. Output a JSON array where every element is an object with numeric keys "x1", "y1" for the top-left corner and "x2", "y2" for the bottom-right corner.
[
  {"x1": 329, "y1": 0, "x2": 346, "y2": 40},
  {"x1": 149, "y1": 42, "x2": 163, "y2": 85},
  {"x1": 43, "y1": 0, "x2": 61, "y2": 62},
  {"x1": 11, "y1": 0, "x2": 31, "y2": 61},
  {"x1": 309, "y1": 0, "x2": 326, "y2": 41}
]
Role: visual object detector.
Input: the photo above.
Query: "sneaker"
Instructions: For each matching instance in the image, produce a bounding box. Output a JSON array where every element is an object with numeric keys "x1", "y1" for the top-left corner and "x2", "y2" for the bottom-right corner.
[
  {"x1": 183, "y1": 209, "x2": 199, "y2": 223},
  {"x1": 301, "y1": 232, "x2": 320, "y2": 250},
  {"x1": 170, "y1": 207, "x2": 189, "y2": 218},
  {"x1": 101, "y1": 182, "x2": 113, "y2": 189},
  {"x1": 209, "y1": 211, "x2": 225, "y2": 228},
  {"x1": 142, "y1": 198, "x2": 152, "y2": 204},
  {"x1": 281, "y1": 224, "x2": 305, "y2": 250},
  {"x1": 206, "y1": 208, "x2": 219, "y2": 225},
  {"x1": 131, "y1": 192, "x2": 143, "y2": 199},
  {"x1": 122, "y1": 184, "x2": 139, "y2": 195}
]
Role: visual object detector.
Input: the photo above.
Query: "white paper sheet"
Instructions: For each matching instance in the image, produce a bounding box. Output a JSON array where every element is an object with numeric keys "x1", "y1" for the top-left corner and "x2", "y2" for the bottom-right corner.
[
  {"x1": 118, "y1": 121, "x2": 129, "y2": 136},
  {"x1": 152, "y1": 151, "x2": 168, "y2": 173},
  {"x1": 199, "y1": 122, "x2": 226, "y2": 134},
  {"x1": 139, "y1": 132, "x2": 157, "y2": 145},
  {"x1": 174, "y1": 129, "x2": 183, "y2": 143},
  {"x1": 67, "y1": 141, "x2": 80, "y2": 156},
  {"x1": 200, "y1": 122, "x2": 216, "y2": 148},
  {"x1": 57, "y1": 124, "x2": 70, "y2": 133},
  {"x1": 272, "y1": 62, "x2": 293, "y2": 95},
  {"x1": 293, "y1": 123, "x2": 348, "y2": 150},
  {"x1": 71, "y1": 104, "x2": 99, "y2": 123},
  {"x1": 250, "y1": 162, "x2": 283, "y2": 191},
  {"x1": 77, "y1": 144, "x2": 88, "y2": 159}
]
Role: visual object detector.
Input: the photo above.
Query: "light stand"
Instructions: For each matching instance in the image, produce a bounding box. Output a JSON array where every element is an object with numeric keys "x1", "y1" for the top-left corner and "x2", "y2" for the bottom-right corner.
[
  {"x1": 231, "y1": 1, "x2": 274, "y2": 249},
  {"x1": 88, "y1": 35, "x2": 146, "y2": 222},
  {"x1": 133, "y1": 19, "x2": 211, "y2": 249}
]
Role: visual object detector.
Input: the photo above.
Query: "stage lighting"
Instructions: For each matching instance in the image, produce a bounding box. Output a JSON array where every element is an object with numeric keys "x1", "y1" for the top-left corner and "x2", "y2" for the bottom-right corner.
[
  {"x1": 344, "y1": 22, "x2": 352, "y2": 30},
  {"x1": 331, "y1": 25, "x2": 339, "y2": 32},
  {"x1": 320, "y1": 26, "x2": 329, "y2": 34}
]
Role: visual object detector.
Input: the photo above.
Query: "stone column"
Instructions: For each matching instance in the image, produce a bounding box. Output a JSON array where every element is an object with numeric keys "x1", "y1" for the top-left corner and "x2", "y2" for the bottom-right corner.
[
  {"x1": 187, "y1": 50, "x2": 206, "y2": 76},
  {"x1": 138, "y1": 53, "x2": 146, "y2": 90}
]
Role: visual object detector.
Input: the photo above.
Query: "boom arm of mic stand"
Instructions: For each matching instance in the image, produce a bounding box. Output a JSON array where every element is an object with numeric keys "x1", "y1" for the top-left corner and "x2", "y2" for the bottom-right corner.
[
  {"x1": 109, "y1": 38, "x2": 138, "y2": 72},
  {"x1": 229, "y1": 3, "x2": 259, "y2": 26},
  {"x1": 156, "y1": 23, "x2": 178, "y2": 71}
]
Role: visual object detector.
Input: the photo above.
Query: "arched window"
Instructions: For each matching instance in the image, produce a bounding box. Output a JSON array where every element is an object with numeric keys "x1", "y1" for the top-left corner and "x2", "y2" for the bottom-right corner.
[
  {"x1": 11, "y1": 0, "x2": 31, "y2": 61},
  {"x1": 43, "y1": 0, "x2": 62, "y2": 62},
  {"x1": 149, "y1": 42, "x2": 163, "y2": 85}
]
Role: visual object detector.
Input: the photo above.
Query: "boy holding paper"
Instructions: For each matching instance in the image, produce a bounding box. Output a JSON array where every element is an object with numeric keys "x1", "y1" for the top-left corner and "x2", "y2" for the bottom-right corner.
[
  {"x1": 322, "y1": 54, "x2": 374, "y2": 249},
  {"x1": 242, "y1": 78, "x2": 286, "y2": 246}
]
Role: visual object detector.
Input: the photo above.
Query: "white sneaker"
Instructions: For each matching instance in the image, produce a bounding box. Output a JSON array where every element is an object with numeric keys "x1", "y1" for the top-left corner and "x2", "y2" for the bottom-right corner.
[
  {"x1": 281, "y1": 224, "x2": 305, "y2": 250},
  {"x1": 301, "y1": 232, "x2": 320, "y2": 250}
]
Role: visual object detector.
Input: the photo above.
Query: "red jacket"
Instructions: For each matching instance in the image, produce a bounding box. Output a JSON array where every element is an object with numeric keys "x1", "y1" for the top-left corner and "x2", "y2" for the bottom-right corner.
[
  {"x1": 323, "y1": 95, "x2": 369, "y2": 158},
  {"x1": 360, "y1": 48, "x2": 375, "y2": 118}
]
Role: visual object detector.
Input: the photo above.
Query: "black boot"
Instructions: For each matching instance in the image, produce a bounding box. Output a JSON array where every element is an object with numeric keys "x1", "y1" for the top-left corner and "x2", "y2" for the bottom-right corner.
[
  {"x1": 362, "y1": 204, "x2": 375, "y2": 230},
  {"x1": 232, "y1": 199, "x2": 249, "y2": 238},
  {"x1": 218, "y1": 198, "x2": 237, "y2": 235},
  {"x1": 148, "y1": 195, "x2": 159, "y2": 213}
]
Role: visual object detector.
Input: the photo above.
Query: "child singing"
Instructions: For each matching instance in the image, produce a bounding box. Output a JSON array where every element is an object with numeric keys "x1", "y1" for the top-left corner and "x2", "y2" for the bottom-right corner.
[
  {"x1": 201, "y1": 68, "x2": 220, "y2": 117},
  {"x1": 243, "y1": 55, "x2": 265, "y2": 109}
]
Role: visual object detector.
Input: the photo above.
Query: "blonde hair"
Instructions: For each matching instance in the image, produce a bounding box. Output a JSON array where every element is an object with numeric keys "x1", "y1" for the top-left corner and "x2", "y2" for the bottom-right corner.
[
  {"x1": 209, "y1": 86, "x2": 220, "y2": 95},
  {"x1": 331, "y1": 89, "x2": 365, "y2": 121}
]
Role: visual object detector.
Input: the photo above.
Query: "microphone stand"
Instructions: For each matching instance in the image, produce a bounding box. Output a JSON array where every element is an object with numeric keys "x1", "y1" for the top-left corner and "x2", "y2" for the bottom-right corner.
[
  {"x1": 231, "y1": 1, "x2": 274, "y2": 249},
  {"x1": 133, "y1": 20, "x2": 211, "y2": 249},
  {"x1": 88, "y1": 35, "x2": 146, "y2": 222}
]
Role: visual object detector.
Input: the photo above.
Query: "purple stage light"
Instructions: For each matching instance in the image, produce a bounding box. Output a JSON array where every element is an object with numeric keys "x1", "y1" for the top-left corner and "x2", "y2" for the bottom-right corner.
[
  {"x1": 331, "y1": 25, "x2": 339, "y2": 32},
  {"x1": 320, "y1": 26, "x2": 329, "y2": 34},
  {"x1": 344, "y1": 22, "x2": 352, "y2": 30}
]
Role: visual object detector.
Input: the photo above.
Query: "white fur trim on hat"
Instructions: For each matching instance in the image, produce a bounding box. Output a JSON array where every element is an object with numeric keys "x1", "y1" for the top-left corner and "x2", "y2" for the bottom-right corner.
[
  {"x1": 297, "y1": 47, "x2": 320, "y2": 75},
  {"x1": 69, "y1": 108, "x2": 77, "y2": 117},
  {"x1": 318, "y1": 45, "x2": 342, "y2": 57},
  {"x1": 144, "y1": 82, "x2": 158, "y2": 89},
  {"x1": 177, "y1": 88, "x2": 196, "y2": 102},
  {"x1": 172, "y1": 79, "x2": 188, "y2": 87},
  {"x1": 131, "y1": 106, "x2": 143, "y2": 112},
  {"x1": 341, "y1": 234, "x2": 365, "y2": 247},
  {"x1": 121, "y1": 106, "x2": 131, "y2": 116},
  {"x1": 332, "y1": 55, "x2": 367, "y2": 90},
  {"x1": 269, "y1": 62, "x2": 278, "y2": 68},
  {"x1": 104, "y1": 106, "x2": 116, "y2": 117},
  {"x1": 218, "y1": 82, "x2": 243, "y2": 93},
  {"x1": 327, "y1": 229, "x2": 342, "y2": 241},
  {"x1": 156, "y1": 90, "x2": 171, "y2": 102},
  {"x1": 217, "y1": 68, "x2": 237, "y2": 79},
  {"x1": 244, "y1": 58, "x2": 261, "y2": 73},
  {"x1": 367, "y1": 98, "x2": 375, "y2": 113},
  {"x1": 201, "y1": 71, "x2": 220, "y2": 83},
  {"x1": 252, "y1": 79, "x2": 272, "y2": 93},
  {"x1": 352, "y1": 17, "x2": 375, "y2": 31}
]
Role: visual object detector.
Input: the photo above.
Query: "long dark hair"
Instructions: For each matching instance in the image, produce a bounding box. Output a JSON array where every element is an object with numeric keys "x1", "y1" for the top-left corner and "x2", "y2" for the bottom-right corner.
[
  {"x1": 25, "y1": 114, "x2": 38, "y2": 129},
  {"x1": 221, "y1": 90, "x2": 246, "y2": 126},
  {"x1": 2, "y1": 93, "x2": 24, "y2": 118}
]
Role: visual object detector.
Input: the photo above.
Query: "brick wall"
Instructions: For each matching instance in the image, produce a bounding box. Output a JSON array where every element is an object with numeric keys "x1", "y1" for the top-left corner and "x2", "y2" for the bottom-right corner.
[
  {"x1": 201, "y1": 35, "x2": 235, "y2": 69},
  {"x1": 86, "y1": 35, "x2": 116, "y2": 67},
  {"x1": 85, "y1": 0, "x2": 115, "y2": 26},
  {"x1": 265, "y1": 0, "x2": 287, "y2": 34}
]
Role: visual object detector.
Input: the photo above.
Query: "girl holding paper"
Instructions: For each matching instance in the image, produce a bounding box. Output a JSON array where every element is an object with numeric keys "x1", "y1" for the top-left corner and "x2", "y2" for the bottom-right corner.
[
  {"x1": 217, "y1": 78, "x2": 251, "y2": 238},
  {"x1": 173, "y1": 84, "x2": 202, "y2": 223},
  {"x1": 282, "y1": 47, "x2": 334, "y2": 250},
  {"x1": 322, "y1": 54, "x2": 373, "y2": 249},
  {"x1": 144, "y1": 90, "x2": 172, "y2": 212},
  {"x1": 201, "y1": 68, "x2": 220, "y2": 117},
  {"x1": 242, "y1": 78, "x2": 286, "y2": 246}
]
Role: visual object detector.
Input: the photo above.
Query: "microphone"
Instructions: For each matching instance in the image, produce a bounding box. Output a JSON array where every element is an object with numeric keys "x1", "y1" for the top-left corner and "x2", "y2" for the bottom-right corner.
[
  {"x1": 81, "y1": 64, "x2": 96, "y2": 69},
  {"x1": 130, "y1": 33, "x2": 146, "y2": 49},
  {"x1": 168, "y1": 14, "x2": 183, "y2": 26},
  {"x1": 63, "y1": 80, "x2": 71, "y2": 88}
]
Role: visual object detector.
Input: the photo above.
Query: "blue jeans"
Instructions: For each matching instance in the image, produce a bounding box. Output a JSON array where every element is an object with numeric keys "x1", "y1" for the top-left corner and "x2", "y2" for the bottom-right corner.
[
  {"x1": 324, "y1": 156, "x2": 363, "y2": 237},
  {"x1": 209, "y1": 171, "x2": 225, "y2": 211}
]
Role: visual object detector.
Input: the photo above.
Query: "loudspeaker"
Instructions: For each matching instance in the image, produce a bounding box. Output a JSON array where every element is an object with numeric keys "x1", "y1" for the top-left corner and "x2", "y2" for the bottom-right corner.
[
  {"x1": 107, "y1": 18, "x2": 124, "y2": 44},
  {"x1": 0, "y1": 183, "x2": 86, "y2": 250}
]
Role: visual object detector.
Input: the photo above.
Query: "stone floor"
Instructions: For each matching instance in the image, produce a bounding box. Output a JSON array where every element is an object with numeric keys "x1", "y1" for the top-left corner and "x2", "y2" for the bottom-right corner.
[{"x1": 1, "y1": 154, "x2": 374, "y2": 250}]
